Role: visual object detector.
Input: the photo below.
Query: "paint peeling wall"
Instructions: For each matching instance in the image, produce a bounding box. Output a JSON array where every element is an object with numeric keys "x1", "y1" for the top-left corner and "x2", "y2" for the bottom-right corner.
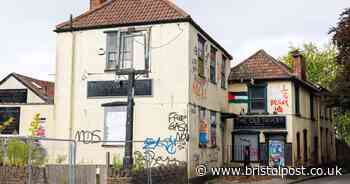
[
  {"x1": 228, "y1": 80, "x2": 336, "y2": 166},
  {"x1": 187, "y1": 25, "x2": 230, "y2": 176},
  {"x1": 54, "y1": 22, "x2": 191, "y2": 165}
]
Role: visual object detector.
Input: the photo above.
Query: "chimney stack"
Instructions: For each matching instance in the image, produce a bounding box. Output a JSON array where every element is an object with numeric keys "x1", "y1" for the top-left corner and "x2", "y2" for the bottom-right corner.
[
  {"x1": 90, "y1": 0, "x2": 107, "y2": 10},
  {"x1": 291, "y1": 50, "x2": 307, "y2": 80}
]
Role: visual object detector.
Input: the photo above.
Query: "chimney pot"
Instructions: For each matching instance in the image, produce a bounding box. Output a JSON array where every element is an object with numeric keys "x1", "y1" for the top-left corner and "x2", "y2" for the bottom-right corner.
[{"x1": 90, "y1": 0, "x2": 107, "y2": 10}]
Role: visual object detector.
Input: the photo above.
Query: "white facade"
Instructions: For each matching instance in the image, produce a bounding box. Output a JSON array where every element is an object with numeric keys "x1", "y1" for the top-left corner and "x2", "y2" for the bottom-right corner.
[{"x1": 54, "y1": 21, "x2": 232, "y2": 176}]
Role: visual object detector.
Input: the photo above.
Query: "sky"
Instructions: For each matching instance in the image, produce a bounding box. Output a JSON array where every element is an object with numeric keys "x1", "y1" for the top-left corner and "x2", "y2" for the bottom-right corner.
[{"x1": 0, "y1": 0, "x2": 348, "y2": 81}]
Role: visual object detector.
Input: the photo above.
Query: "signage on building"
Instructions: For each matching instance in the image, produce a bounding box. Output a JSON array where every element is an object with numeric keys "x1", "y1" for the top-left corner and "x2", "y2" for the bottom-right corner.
[
  {"x1": 234, "y1": 116, "x2": 286, "y2": 129},
  {"x1": 87, "y1": 79, "x2": 152, "y2": 97}
]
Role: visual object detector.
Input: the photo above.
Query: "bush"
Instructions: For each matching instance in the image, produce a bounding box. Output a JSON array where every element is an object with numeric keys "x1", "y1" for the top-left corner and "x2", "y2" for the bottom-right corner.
[{"x1": 0, "y1": 138, "x2": 47, "y2": 167}]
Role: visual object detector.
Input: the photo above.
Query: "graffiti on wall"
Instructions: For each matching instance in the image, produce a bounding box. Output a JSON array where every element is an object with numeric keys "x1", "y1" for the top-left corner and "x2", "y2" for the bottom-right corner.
[
  {"x1": 168, "y1": 112, "x2": 189, "y2": 150},
  {"x1": 134, "y1": 150, "x2": 183, "y2": 167},
  {"x1": 75, "y1": 130, "x2": 102, "y2": 144},
  {"x1": 140, "y1": 112, "x2": 188, "y2": 166},
  {"x1": 192, "y1": 79, "x2": 208, "y2": 99},
  {"x1": 270, "y1": 85, "x2": 289, "y2": 113}
]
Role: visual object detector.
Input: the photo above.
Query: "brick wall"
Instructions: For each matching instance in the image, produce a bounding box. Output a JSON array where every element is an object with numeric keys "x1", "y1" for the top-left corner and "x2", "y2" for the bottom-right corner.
[{"x1": 108, "y1": 165, "x2": 188, "y2": 184}]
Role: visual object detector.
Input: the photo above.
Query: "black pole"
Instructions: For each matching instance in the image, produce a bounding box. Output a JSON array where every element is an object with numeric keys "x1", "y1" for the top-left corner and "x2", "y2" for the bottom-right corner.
[{"x1": 123, "y1": 72, "x2": 135, "y2": 169}]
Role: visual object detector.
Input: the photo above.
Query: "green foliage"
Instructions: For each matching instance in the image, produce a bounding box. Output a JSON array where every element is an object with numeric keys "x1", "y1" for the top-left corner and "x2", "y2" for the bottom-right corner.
[
  {"x1": 330, "y1": 8, "x2": 350, "y2": 110},
  {"x1": 0, "y1": 139, "x2": 47, "y2": 167},
  {"x1": 280, "y1": 42, "x2": 337, "y2": 89},
  {"x1": 112, "y1": 154, "x2": 123, "y2": 170},
  {"x1": 336, "y1": 112, "x2": 350, "y2": 145},
  {"x1": 111, "y1": 153, "x2": 145, "y2": 172}
]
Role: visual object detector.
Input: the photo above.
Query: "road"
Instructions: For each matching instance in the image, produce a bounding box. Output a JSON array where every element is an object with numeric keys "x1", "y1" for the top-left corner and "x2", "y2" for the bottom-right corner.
[{"x1": 297, "y1": 174, "x2": 350, "y2": 184}]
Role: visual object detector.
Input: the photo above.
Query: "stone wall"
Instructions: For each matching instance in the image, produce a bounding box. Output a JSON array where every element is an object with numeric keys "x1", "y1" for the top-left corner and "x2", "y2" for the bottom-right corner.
[{"x1": 108, "y1": 165, "x2": 187, "y2": 184}]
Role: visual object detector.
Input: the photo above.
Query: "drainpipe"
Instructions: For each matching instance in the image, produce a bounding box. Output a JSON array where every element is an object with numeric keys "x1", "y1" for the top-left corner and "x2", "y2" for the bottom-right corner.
[{"x1": 69, "y1": 14, "x2": 76, "y2": 141}]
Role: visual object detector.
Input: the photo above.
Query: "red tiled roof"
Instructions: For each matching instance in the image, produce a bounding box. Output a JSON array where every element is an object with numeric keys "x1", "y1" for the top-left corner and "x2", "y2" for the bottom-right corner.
[
  {"x1": 229, "y1": 50, "x2": 293, "y2": 81},
  {"x1": 229, "y1": 50, "x2": 321, "y2": 92},
  {"x1": 0, "y1": 73, "x2": 55, "y2": 104},
  {"x1": 54, "y1": 0, "x2": 233, "y2": 59},
  {"x1": 56, "y1": 0, "x2": 190, "y2": 31}
]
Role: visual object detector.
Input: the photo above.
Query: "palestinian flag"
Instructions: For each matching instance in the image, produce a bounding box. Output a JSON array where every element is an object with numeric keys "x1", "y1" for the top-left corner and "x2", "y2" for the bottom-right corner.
[{"x1": 228, "y1": 92, "x2": 248, "y2": 104}]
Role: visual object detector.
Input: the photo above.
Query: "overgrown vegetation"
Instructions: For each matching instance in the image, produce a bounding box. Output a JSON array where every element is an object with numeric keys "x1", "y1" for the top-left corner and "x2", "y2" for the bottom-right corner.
[
  {"x1": 0, "y1": 114, "x2": 47, "y2": 167},
  {"x1": 111, "y1": 153, "x2": 145, "y2": 172}
]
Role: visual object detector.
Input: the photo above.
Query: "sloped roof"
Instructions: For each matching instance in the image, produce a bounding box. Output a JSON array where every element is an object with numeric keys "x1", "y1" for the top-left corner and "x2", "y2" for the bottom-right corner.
[
  {"x1": 56, "y1": 0, "x2": 190, "y2": 31},
  {"x1": 229, "y1": 50, "x2": 293, "y2": 81},
  {"x1": 0, "y1": 73, "x2": 54, "y2": 104},
  {"x1": 54, "y1": 0, "x2": 232, "y2": 59},
  {"x1": 229, "y1": 50, "x2": 321, "y2": 92}
]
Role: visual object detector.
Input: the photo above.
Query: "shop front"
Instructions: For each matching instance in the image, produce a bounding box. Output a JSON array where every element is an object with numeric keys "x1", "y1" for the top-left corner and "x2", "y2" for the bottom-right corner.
[{"x1": 232, "y1": 116, "x2": 292, "y2": 166}]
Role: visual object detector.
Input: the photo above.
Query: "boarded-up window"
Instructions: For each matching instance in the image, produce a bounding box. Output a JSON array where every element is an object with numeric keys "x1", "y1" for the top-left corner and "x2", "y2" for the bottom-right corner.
[
  {"x1": 199, "y1": 107, "x2": 208, "y2": 147},
  {"x1": 103, "y1": 106, "x2": 127, "y2": 146},
  {"x1": 221, "y1": 55, "x2": 227, "y2": 89}
]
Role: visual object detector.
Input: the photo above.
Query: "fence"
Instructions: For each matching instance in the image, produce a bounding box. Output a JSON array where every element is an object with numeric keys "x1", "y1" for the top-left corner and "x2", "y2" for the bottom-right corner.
[
  {"x1": 0, "y1": 135, "x2": 76, "y2": 184},
  {"x1": 0, "y1": 136, "x2": 188, "y2": 184}
]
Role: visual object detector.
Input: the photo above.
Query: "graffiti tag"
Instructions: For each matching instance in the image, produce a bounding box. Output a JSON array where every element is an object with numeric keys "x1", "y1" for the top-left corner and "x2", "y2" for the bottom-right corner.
[{"x1": 75, "y1": 130, "x2": 102, "y2": 144}]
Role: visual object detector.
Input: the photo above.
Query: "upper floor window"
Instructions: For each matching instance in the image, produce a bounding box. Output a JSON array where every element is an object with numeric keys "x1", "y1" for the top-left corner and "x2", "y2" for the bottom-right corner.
[
  {"x1": 248, "y1": 83, "x2": 267, "y2": 114},
  {"x1": 105, "y1": 31, "x2": 133, "y2": 70},
  {"x1": 198, "y1": 35, "x2": 206, "y2": 78},
  {"x1": 0, "y1": 89, "x2": 27, "y2": 103},
  {"x1": 295, "y1": 83, "x2": 300, "y2": 115},
  {"x1": 209, "y1": 47, "x2": 217, "y2": 84},
  {"x1": 310, "y1": 94, "x2": 315, "y2": 120},
  {"x1": 221, "y1": 55, "x2": 227, "y2": 89}
]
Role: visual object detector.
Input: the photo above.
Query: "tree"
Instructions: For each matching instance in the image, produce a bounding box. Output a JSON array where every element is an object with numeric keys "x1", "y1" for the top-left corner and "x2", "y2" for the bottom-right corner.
[
  {"x1": 280, "y1": 42, "x2": 337, "y2": 89},
  {"x1": 330, "y1": 8, "x2": 350, "y2": 111}
]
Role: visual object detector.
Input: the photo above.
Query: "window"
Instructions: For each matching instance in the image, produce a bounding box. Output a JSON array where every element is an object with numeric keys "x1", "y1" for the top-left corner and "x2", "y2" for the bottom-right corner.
[
  {"x1": 303, "y1": 129, "x2": 308, "y2": 162},
  {"x1": 198, "y1": 35, "x2": 206, "y2": 78},
  {"x1": 210, "y1": 111, "x2": 217, "y2": 146},
  {"x1": 296, "y1": 132, "x2": 301, "y2": 160},
  {"x1": 310, "y1": 94, "x2": 314, "y2": 120},
  {"x1": 221, "y1": 55, "x2": 227, "y2": 89},
  {"x1": 103, "y1": 105, "x2": 127, "y2": 146},
  {"x1": 248, "y1": 83, "x2": 267, "y2": 113},
  {"x1": 295, "y1": 83, "x2": 300, "y2": 115},
  {"x1": 0, "y1": 89, "x2": 27, "y2": 103},
  {"x1": 209, "y1": 47, "x2": 217, "y2": 83},
  {"x1": 199, "y1": 107, "x2": 208, "y2": 147},
  {"x1": 105, "y1": 32, "x2": 133, "y2": 70},
  {"x1": 0, "y1": 107, "x2": 20, "y2": 135}
]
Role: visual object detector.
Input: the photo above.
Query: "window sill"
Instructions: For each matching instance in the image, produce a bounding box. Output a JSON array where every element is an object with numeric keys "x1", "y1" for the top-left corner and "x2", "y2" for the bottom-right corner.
[{"x1": 102, "y1": 144, "x2": 125, "y2": 148}]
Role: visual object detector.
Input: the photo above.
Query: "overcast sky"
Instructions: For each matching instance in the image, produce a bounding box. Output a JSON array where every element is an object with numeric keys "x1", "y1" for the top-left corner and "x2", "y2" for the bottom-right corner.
[{"x1": 0, "y1": 0, "x2": 348, "y2": 81}]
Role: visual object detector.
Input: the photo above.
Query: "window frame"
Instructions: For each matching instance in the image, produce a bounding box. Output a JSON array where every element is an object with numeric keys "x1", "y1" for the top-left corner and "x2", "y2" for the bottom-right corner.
[
  {"x1": 248, "y1": 82, "x2": 267, "y2": 114},
  {"x1": 310, "y1": 94, "x2": 315, "y2": 120},
  {"x1": 221, "y1": 55, "x2": 227, "y2": 89},
  {"x1": 210, "y1": 111, "x2": 217, "y2": 147},
  {"x1": 199, "y1": 107, "x2": 208, "y2": 148},
  {"x1": 197, "y1": 35, "x2": 206, "y2": 78},
  {"x1": 295, "y1": 83, "x2": 300, "y2": 116},
  {"x1": 102, "y1": 103, "x2": 128, "y2": 147},
  {"x1": 209, "y1": 46, "x2": 217, "y2": 84},
  {"x1": 105, "y1": 31, "x2": 120, "y2": 70}
]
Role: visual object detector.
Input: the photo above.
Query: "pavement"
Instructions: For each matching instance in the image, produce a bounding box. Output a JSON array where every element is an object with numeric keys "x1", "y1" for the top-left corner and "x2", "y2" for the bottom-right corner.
[
  {"x1": 206, "y1": 174, "x2": 350, "y2": 184},
  {"x1": 294, "y1": 173, "x2": 350, "y2": 184}
]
